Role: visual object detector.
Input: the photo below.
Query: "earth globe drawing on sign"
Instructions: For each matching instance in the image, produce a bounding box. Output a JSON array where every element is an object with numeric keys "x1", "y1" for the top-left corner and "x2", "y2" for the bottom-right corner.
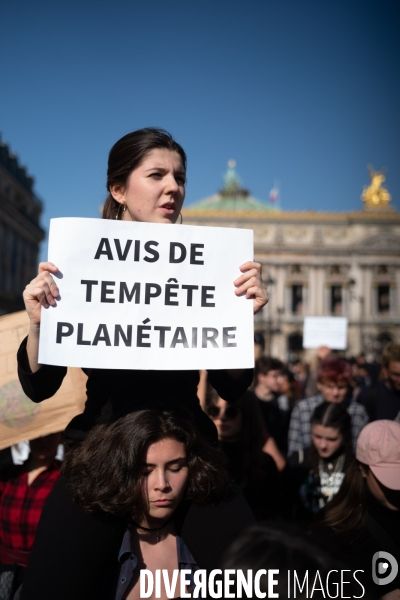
[{"x1": 0, "y1": 380, "x2": 40, "y2": 428}]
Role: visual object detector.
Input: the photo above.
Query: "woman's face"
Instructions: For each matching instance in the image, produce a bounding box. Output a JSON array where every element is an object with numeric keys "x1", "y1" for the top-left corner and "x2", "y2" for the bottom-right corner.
[
  {"x1": 311, "y1": 424, "x2": 343, "y2": 459},
  {"x1": 208, "y1": 397, "x2": 242, "y2": 442},
  {"x1": 110, "y1": 148, "x2": 186, "y2": 224},
  {"x1": 141, "y1": 437, "x2": 189, "y2": 525}
]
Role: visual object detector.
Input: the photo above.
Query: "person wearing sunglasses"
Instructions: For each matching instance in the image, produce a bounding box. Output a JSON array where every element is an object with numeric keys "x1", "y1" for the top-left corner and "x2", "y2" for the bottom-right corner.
[{"x1": 205, "y1": 389, "x2": 283, "y2": 520}]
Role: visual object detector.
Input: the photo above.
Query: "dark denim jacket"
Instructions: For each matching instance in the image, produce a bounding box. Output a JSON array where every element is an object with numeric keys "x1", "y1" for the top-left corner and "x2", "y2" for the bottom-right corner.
[{"x1": 113, "y1": 528, "x2": 198, "y2": 600}]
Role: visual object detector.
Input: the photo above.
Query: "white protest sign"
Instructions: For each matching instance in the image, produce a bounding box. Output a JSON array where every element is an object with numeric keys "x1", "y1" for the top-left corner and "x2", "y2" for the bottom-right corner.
[
  {"x1": 303, "y1": 317, "x2": 348, "y2": 350},
  {"x1": 38, "y1": 218, "x2": 254, "y2": 370}
]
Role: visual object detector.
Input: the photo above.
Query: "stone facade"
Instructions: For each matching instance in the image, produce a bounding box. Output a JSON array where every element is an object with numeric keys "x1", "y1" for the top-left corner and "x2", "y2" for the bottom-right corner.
[
  {"x1": 0, "y1": 138, "x2": 44, "y2": 315},
  {"x1": 183, "y1": 167, "x2": 400, "y2": 361}
]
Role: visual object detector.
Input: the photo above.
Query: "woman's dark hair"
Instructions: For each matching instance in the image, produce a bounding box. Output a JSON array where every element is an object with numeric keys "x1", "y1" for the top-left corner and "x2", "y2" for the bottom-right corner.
[
  {"x1": 309, "y1": 401, "x2": 353, "y2": 474},
  {"x1": 62, "y1": 409, "x2": 229, "y2": 516},
  {"x1": 314, "y1": 458, "x2": 368, "y2": 531},
  {"x1": 102, "y1": 127, "x2": 187, "y2": 220},
  {"x1": 205, "y1": 388, "x2": 268, "y2": 483},
  {"x1": 254, "y1": 356, "x2": 283, "y2": 379}
]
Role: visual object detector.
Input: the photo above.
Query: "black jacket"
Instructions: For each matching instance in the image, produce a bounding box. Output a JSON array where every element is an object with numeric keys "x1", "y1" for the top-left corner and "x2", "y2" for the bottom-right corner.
[
  {"x1": 17, "y1": 336, "x2": 253, "y2": 443},
  {"x1": 358, "y1": 380, "x2": 400, "y2": 421}
]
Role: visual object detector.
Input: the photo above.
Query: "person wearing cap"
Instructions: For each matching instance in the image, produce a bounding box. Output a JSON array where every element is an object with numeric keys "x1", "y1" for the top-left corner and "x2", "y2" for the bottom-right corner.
[{"x1": 312, "y1": 420, "x2": 400, "y2": 599}]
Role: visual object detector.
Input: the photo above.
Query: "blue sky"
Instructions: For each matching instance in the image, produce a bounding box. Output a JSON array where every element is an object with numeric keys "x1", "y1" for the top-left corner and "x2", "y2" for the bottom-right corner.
[{"x1": 1, "y1": 0, "x2": 399, "y2": 259}]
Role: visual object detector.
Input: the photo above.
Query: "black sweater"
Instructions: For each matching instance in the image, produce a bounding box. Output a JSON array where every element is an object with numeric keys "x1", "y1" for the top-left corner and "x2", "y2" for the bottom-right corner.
[
  {"x1": 17, "y1": 336, "x2": 253, "y2": 442},
  {"x1": 358, "y1": 380, "x2": 400, "y2": 421},
  {"x1": 219, "y1": 440, "x2": 280, "y2": 520}
]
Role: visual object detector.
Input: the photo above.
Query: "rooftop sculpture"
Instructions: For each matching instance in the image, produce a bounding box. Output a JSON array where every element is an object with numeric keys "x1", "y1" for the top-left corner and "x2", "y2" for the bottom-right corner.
[{"x1": 361, "y1": 165, "x2": 391, "y2": 207}]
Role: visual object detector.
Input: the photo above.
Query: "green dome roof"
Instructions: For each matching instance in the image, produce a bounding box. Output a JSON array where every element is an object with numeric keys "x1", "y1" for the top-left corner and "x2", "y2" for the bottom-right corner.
[
  {"x1": 185, "y1": 160, "x2": 279, "y2": 213},
  {"x1": 187, "y1": 193, "x2": 277, "y2": 212}
]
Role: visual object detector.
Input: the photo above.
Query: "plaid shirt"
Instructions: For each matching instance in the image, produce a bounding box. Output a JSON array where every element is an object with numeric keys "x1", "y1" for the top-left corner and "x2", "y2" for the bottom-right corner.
[
  {"x1": 288, "y1": 394, "x2": 369, "y2": 456},
  {"x1": 0, "y1": 461, "x2": 61, "y2": 551}
]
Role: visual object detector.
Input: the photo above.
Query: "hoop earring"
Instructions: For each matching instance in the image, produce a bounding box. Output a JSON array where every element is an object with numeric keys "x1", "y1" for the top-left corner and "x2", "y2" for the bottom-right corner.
[
  {"x1": 115, "y1": 203, "x2": 126, "y2": 220},
  {"x1": 179, "y1": 212, "x2": 183, "y2": 224}
]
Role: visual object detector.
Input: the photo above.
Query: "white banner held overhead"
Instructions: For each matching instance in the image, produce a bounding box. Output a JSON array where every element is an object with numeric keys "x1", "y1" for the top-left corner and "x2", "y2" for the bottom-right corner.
[
  {"x1": 303, "y1": 316, "x2": 348, "y2": 350},
  {"x1": 38, "y1": 218, "x2": 254, "y2": 370}
]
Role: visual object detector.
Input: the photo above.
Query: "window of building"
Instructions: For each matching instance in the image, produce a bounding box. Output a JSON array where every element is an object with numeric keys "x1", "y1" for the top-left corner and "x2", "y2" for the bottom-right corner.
[
  {"x1": 291, "y1": 264, "x2": 302, "y2": 275},
  {"x1": 331, "y1": 285, "x2": 342, "y2": 315},
  {"x1": 329, "y1": 265, "x2": 342, "y2": 276},
  {"x1": 377, "y1": 285, "x2": 390, "y2": 314},
  {"x1": 287, "y1": 332, "x2": 303, "y2": 351},
  {"x1": 291, "y1": 285, "x2": 303, "y2": 315},
  {"x1": 377, "y1": 265, "x2": 389, "y2": 276},
  {"x1": 376, "y1": 332, "x2": 393, "y2": 352}
]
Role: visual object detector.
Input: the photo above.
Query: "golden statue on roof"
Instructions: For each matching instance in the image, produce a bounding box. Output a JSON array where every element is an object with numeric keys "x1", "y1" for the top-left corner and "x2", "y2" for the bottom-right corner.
[{"x1": 361, "y1": 165, "x2": 391, "y2": 207}]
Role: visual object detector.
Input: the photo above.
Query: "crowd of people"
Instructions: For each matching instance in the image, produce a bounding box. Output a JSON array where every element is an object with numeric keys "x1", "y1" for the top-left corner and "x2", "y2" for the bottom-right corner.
[
  {"x1": 2, "y1": 344, "x2": 399, "y2": 599},
  {"x1": 0, "y1": 127, "x2": 399, "y2": 599}
]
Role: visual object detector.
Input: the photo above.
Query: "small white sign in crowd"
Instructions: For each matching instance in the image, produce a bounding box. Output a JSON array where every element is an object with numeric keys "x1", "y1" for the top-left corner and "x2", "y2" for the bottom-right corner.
[
  {"x1": 303, "y1": 316, "x2": 348, "y2": 350},
  {"x1": 39, "y1": 218, "x2": 255, "y2": 370}
]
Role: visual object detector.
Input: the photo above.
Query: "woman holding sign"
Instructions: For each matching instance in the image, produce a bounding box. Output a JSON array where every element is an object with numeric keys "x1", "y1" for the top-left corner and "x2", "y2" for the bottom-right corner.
[{"x1": 17, "y1": 128, "x2": 267, "y2": 600}]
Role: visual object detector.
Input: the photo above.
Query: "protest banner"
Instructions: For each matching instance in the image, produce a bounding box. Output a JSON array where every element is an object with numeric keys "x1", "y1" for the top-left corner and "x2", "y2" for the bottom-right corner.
[
  {"x1": 0, "y1": 310, "x2": 87, "y2": 450},
  {"x1": 38, "y1": 218, "x2": 255, "y2": 370},
  {"x1": 303, "y1": 316, "x2": 348, "y2": 350}
]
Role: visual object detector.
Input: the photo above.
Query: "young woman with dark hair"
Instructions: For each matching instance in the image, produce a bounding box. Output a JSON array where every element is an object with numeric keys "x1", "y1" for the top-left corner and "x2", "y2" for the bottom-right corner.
[
  {"x1": 63, "y1": 409, "x2": 230, "y2": 515},
  {"x1": 286, "y1": 401, "x2": 353, "y2": 523},
  {"x1": 14, "y1": 411, "x2": 234, "y2": 599},
  {"x1": 20, "y1": 128, "x2": 266, "y2": 443},
  {"x1": 312, "y1": 420, "x2": 400, "y2": 599},
  {"x1": 17, "y1": 128, "x2": 264, "y2": 600},
  {"x1": 61, "y1": 410, "x2": 231, "y2": 599},
  {"x1": 101, "y1": 128, "x2": 187, "y2": 221}
]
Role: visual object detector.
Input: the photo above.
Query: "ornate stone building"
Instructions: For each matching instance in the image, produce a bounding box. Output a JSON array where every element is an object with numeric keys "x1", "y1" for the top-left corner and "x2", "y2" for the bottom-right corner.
[
  {"x1": 183, "y1": 163, "x2": 400, "y2": 361},
  {"x1": 0, "y1": 137, "x2": 44, "y2": 315}
]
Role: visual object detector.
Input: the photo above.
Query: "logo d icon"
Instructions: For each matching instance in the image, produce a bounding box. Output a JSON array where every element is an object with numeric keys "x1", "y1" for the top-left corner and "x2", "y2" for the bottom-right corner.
[{"x1": 372, "y1": 551, "x2": 398, "y2": 586}]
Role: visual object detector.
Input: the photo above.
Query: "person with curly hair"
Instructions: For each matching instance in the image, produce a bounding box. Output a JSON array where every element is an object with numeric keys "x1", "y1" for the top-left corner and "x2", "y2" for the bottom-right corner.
[
  {"x1": 15, "y1": 410, "x2": 252, "y2": 600},
  {"x1": 61, "y1": 409, "x2": 236, "y2": 599}
]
